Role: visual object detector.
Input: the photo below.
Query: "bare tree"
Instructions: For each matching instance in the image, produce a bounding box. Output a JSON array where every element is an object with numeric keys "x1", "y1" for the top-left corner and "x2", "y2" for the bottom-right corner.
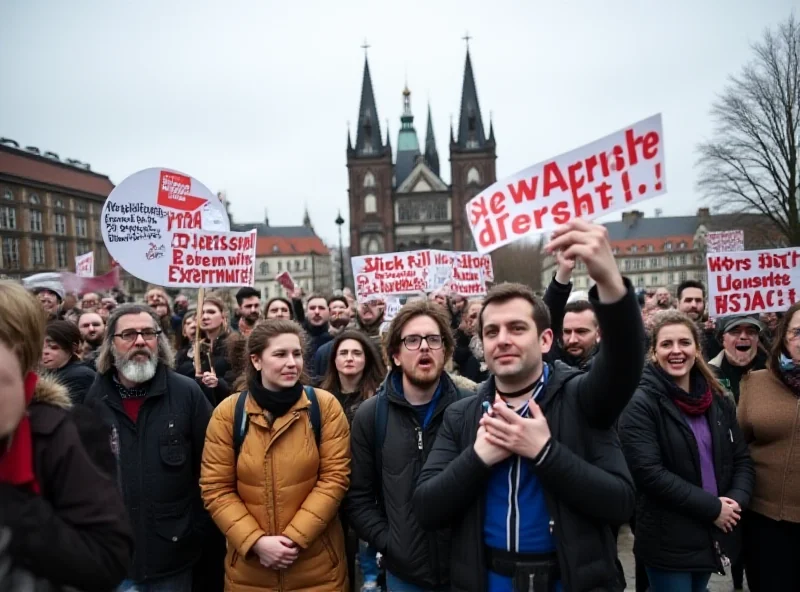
[{"x1": 697, "y1": 15, "x2": 799, "y2": 245}]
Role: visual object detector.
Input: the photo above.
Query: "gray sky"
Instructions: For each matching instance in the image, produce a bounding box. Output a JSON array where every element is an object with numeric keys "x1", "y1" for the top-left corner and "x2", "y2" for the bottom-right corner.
[{"x1": 1, "y1": 0, "x2": 795, "y2": 247}]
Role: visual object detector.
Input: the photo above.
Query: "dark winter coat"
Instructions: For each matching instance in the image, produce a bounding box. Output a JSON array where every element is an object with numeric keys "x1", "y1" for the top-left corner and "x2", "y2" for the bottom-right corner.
[
  {"x1": 49, "y1": 360, "x2": 96, "y2": 405},
  {"x1": 619, "y1": 365, "x2": 755, "y2": 572},
  {"x1": 413, "y1": 280, "x2": 644, "y2": 592},
  {"x1": 84, "y1": 364, "x2": 213, "y2": 583},
  {"x1": 175, "y1": 332, "x2": 234, "y2": 407},
  {"x1": 0, "y1": 375, "x2": 132, "y2": 591},
  {"x1": 345, "y1": 370, "x2": 474, "y2": 589}
]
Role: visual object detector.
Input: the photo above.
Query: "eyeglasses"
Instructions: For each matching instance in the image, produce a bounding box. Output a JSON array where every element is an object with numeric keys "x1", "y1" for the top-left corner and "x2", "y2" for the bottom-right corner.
[
  {"x1": 401, "y1": 334, "x2": 444, "y2": 350},
  {"x1": 113, "y1": 329, "x2": 162, "y2": 343}
]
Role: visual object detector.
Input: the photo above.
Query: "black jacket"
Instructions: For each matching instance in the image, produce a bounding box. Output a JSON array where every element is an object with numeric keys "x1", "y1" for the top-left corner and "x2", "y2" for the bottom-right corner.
[
  {"x1": 0, "y1": 375, "x2": 132, "y2": 591},
  {"x1": 618, "y1": 365, "x2": 754, "y2": 572},
  {"x1": 84, "y1": 364, "x2": 213, "y2": 582},
  {"x1": 453, "y1": 330, "x2": 488, "y2": 384},
  {"x1": 345, "y1": 370, "x2": 474, "y2": 589},
  {"x1": 542, "y1": 273, "x2": 573, "y2": 365},
  {"x1": 50, "y1": 360, "x2": 96, "y2": 405},
  {"x1": 175, "y1": 332, "x2": 234, "y2": 407},
  {"x1": 413, "y1": 280, "x2": 644, "y2": 592}
]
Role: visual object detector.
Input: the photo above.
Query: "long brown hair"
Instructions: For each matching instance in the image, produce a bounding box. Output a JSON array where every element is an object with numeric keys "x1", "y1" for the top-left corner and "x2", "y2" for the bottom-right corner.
[
  {"x1": 234, "y1": 319, "x2": 309, "y2": 391},
  {"x1": 319, "y1": 330, "x2": 385, "y2": 398},
  {"x1": 0, "y1": 281, "x2": 47, "y2": 374},
  {"x1": 649, "y1": 309, "x2": 726, "y2": 396},
  {"x1": 768, "y1": 301, "x2": 800, "y2": 380}
]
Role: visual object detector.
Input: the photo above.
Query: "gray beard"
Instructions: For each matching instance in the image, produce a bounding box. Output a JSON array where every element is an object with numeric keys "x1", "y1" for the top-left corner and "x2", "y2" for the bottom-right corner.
[{"x1": 118, "y1": 357, "x2": 157, "y2": 384}]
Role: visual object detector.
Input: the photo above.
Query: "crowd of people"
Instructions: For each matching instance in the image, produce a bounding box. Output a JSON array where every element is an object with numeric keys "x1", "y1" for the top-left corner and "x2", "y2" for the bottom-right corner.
[{"x1": 0, "y1": 218, "x2": 798, "y2": 592}]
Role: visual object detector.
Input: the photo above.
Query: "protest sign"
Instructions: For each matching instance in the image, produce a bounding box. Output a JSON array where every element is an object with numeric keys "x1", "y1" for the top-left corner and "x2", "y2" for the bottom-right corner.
[
  {"x1": 101, "y1": 168, "x2": 256, "y2": 287},
  {"x1": 276, "y1": 271, "x2": 296, "y2": 292},
  {"x1": 705, "y1": 230, "x2": 744, "y2": 253},
  {"x1": 75, "y1": 251, "x2": 94, "y2": 277},
  {"x1": 466, "y1": 114, "x2": 666, "y2": 254},
  {"x1": 707, "y1": 247, "x2": 800, "y2": 317},
  {"x1": 447, "y1": 267, "x2": 486, "y2": 296}
]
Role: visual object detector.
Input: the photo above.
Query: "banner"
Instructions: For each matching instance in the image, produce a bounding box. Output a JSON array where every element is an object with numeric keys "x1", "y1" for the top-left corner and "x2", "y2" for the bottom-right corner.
[
  {"x1": 75, "y1": 251, "x2": 94, "y2": 277},
  {"x1": 23, "y1": 268, "x2": 120, "y2": 296},
  {"x1": 705, "y1": 230, "x2": 744, "y2": 253},
  {"x1": 351, "y1": 249, "x2": 494, "y2": 302},
  {"x1": 707, "y1": 247, "x2": 800, "y2": 317},
  {"x1": 101, "y1": 168, "x2": 256, "y2": 287},
  {"x1": 276, "y1": 271, "x2": 296, "y2": 292},
  {"x1": 466, "y1": 114, "x2": 666, "y2": 253}
]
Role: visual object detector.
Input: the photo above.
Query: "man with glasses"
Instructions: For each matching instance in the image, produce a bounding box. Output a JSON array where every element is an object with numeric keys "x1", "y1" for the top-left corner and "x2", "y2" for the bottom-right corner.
[
  {"x1": 346, "y1": 300, "x2": 474, "y2": 592},
  {"x1": 84, "y1": 304, "x2": 212, "y2": 592}
]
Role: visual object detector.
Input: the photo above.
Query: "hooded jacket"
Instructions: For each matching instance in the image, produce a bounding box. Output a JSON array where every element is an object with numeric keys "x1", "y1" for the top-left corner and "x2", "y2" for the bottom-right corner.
[
  {"x1": 0, "y1": 375, "x2": 133, "y2": 591},
  {"x1": 200, "y1": 386, "x2": 351, "y2": 591},
  {"x1": 619, "y1": 365, "x2": 754, "y2": 571}
]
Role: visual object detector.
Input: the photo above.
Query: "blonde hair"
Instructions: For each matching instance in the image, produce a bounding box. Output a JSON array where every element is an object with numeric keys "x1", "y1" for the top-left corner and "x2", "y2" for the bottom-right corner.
[
  {"x1": 0, "y1": 281, "x2": 47, "y2": 374},
  {"x1": 649, "y1": 309, "x2": 726, "y2": 396}
]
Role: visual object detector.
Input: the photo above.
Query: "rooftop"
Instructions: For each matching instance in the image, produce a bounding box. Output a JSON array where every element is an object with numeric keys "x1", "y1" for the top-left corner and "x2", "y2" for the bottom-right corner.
[{"x1": 255, "y1": 235, "x2": 329, "y2": 257}]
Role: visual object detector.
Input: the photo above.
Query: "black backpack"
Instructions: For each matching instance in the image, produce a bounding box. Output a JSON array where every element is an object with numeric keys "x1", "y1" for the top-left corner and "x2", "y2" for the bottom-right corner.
[{"x1": 232, "y1": 385, "x2": 321, "y2": 462}]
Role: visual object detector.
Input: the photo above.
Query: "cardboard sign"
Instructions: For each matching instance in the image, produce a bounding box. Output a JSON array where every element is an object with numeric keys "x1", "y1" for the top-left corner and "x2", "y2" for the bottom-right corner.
[
  {"x1": 351, "y1": 249, "x2": 493, "y2": 302},
  {"x1": 276, "y1": 271, "x2": 296, "y2": 292},
  {"x1": 75, "y1": 251, "x2": 94, "y2": 277},
  {"x1": 466, "y1": 114, "x2": 666, "y2": 253},
  {"x1": 705, "y1": 230, "x2": 744, "y2": 253},
  {"x1": 707, "y1": 248, "x2": 800, "y2": 317},
  {"x1": 101, "y1": 168, "x2": 256, "y2": 287}
]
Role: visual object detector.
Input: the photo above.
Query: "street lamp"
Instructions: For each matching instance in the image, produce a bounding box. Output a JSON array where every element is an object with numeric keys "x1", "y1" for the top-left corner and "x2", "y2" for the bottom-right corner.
[{"x1": 335, "y1": 210, "x2": 345, "y2": 290}]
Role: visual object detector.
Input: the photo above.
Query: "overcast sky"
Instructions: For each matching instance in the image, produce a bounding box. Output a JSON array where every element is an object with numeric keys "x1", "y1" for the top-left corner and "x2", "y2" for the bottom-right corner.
[{"x1": 1, "y1": 0, "x2": 795, "y2": 246}]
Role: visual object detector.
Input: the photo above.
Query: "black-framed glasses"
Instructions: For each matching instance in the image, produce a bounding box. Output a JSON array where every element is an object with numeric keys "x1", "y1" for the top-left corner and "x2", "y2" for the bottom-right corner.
[
  {"x1": 113, "y1": 329, "x2": 162, "y2": 343},
  {"x1": 401, "y1": 334, "x2": 443, "y2": 351}
]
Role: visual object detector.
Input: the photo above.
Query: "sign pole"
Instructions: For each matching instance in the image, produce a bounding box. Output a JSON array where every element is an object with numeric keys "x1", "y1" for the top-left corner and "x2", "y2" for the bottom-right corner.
[{"x1": 194, "y1": 287, "x2": 205, "y2": 375}]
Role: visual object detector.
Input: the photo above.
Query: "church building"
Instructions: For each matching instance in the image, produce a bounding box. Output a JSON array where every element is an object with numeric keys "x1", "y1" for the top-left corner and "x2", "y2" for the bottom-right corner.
[{"x1": 346, "y1": 48, "x2": 497, "y2": 256}]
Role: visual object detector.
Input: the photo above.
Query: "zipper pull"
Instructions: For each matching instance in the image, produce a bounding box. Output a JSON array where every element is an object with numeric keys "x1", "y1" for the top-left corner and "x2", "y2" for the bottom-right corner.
[
  {"x1": 549, "y1": 519, "x2": 555, "y2": 535},
  {"x1": 729, "y1": 429, "x2": 733, "y2": 443},
  {"x1": 416, "y1": 427, "x2": 423, "y2": 450}
]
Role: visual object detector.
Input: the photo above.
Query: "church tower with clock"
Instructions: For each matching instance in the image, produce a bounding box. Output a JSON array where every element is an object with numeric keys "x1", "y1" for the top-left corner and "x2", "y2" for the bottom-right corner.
[{"x1": 346, "y1": 45, "x2": 497, "y2": 256}]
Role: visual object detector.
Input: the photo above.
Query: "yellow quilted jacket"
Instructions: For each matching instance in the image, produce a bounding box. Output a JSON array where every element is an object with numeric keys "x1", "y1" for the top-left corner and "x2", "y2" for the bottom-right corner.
[{"x1": 200, "y1": 387, "x2": 350, "y2": 591}]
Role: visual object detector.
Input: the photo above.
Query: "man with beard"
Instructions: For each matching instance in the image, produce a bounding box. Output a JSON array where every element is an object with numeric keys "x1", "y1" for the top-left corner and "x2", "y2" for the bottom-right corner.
[
  {"x1": 346, "y1": 300, "x2": 473, "y2": 591},
  {"x1": 559, "y1": 299, "x2": 600, "y2": 370},
  {"x1": 709, "y1": 316, "x2": 767, "y2": 404},
  {"x1": 303, "y1": 294, "x2": 333, "y2": 361},
  {"x1": 677, "y1": 280, "x2": 721, "y2": 360},
  {"x1": 413, "y1": 218, "x2": 643, "y2": 591},
  {"x1": 78, "y1": 310, "x2": 105, "y2": 371},
  {"x1": 84, "y1": 304, "x2": 212, "y2": 592},
  {"x1": 234, "y1": 287, "x2": 261, "y2": 337},
  {"x1": 655, "y1": 286, "x2": 672, "y2": 309},
  {"x1": 328, "y1": 295, "x2": 354, "y2": 335}
]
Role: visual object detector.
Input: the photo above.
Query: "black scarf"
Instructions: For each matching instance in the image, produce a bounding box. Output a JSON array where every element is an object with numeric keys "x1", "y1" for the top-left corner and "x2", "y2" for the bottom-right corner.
[
  {"x1": 248, "y1": 375, "x2": 303, "y2": 418},
  {"x1": 306, "y1": 322, "x2": 330, "y2": 337}
]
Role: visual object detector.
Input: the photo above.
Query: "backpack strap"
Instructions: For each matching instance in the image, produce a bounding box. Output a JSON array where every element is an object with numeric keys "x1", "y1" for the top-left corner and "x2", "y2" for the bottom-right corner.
[
  {"x1": 373, "y1": 392, "x2": 389, "y2": 501},
  {"x1": 232, "y1": 390, "x2": 249, "y2": 463},
  {"x1": 303, "y1": 385, "x2": 322, "y2": 448}
]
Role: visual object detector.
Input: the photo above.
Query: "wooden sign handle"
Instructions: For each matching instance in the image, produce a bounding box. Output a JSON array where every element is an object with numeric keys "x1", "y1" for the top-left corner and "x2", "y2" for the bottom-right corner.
[{"x1": 194, "y1": 288, "x2": 205, "y2": 375}]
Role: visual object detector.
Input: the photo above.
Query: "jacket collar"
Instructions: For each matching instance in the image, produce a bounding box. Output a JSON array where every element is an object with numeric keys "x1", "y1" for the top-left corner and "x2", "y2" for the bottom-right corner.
[{"x1": 476, "y1": 360, "x2": 582, "y2": 410}]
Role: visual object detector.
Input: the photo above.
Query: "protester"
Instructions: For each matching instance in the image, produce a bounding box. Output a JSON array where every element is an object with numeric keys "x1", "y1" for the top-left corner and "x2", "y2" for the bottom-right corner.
[
  {"x1": 235, "y1": 286, "x2": 261, "y2": 336},
  {"x1": 41, "y1": 320, "x2": 97, "y2": 404},
  {"x1": 200, "y1": 319, "x2": 350, "y2": 591},
  {"x1": 319, "y1": 330, "x2": 386, "y2": 591},
  {"x1": 31, "y1": 285, "x2": 63, "y2": 319},
  {"x1": 413, "y1": 218, "x2": 644, "y2": 591},
  {"x1": 738, "y1": 302, "x2": 800, "y2": 590},
  {"x1": 558, "y1": 300, "x2": 600, "y2": 370},
  {"x1": 347, "y1": 300, "x2": 473, "y2": 591},
  {"x1": 187, "y1": 295, "x2": 234, "y2": 407},
  {"x1": 453, "y1": 299, "x2": 488, "y2": 383},
  {"x1": 329, "y1": 295, "x2": 354, "y2": 336},
  {"x1": 0, "y1": 281, "x2": 132, "y2": 591},
  {"x1": 676, "y1": 280, "x2": 720, "y2": 360},
  {"x1": 99, "y1": 296, "x2": 118, "y2": 322},
  {"x1": 304, "y1": 294, "x2": 334, "y2": 360},
  {"x1": 85, "y1": 304, "x2": 213, "y2": 591},
  {"x1": 620, "y1": 310, "x2": 754, "y2": 592},
  {"x1": 709, "y1": 315, "x2": 767, "y2": 404},
  {"x1": 81, "y1": 291, "x2": 100, "y2": 310},
  {"x1": 78, "y1": 310, "x2": 106, "y2": 370},
  {"x1": 265, "y1": 296, "x2": 295, "y2": 320},
  {"x1": 175, "y1": 308, "x2": 198, "y2": 356}
]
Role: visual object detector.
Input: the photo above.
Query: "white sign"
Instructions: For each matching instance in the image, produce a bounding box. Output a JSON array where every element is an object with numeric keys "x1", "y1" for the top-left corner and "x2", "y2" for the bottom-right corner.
[
  {"x1": 101, "y1": 168, "x2": 257, "y2": 287},
  {"x1": 707, "y1": 247, "x2": 800, "y2": 317},
  {"x1": 466, "y1": 114, "x2": 666, "y2": 253},
  {"x1": 75, "y1": 251, "x2": 94, "y2": 277},
  {"x1": 705, "y1": 230, "x2": 744, "y2": 253}
]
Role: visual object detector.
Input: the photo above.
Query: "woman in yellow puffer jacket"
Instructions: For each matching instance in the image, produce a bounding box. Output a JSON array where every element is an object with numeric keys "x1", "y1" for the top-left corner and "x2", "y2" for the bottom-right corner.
[{"x1": 200, "y1": 319, "x2": 350, "y2": 591}]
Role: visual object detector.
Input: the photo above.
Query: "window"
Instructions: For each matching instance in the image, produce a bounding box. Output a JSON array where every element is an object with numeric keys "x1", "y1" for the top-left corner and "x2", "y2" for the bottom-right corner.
[
  {"x1": 364, "y1": 194, "x2": 377, "y2": 214},
  {"x1": 650, "y1": 257, "x2": 658, "y2": 268},
  {"x1": 396, "y1": 196, "x2": 449, "y2": 222},
  {"x1": 278, "y1": 261, "x2": 283, "y2": 272},
  {"x1": 668, "y1": 256, "x2": 675, "y2": 268},
  {"x1": 294, "y1": 260, "x2": 300, "y2": 272},
  {"x1": 612, "y1": 247, "x2": 619, "y2": 254},
  {"x1": 76, "y1": 218, "x2": 87, "y2": 237},
  {"x1": 363, "y1": 172, "x2": 376, "y2": 187},
  {"x1": 303, "y1": 259, "x2": 308, "y2": 271},
  {"x1": 466, "y1": 167, "x2": 481, "y2": 185},
  {"x1": 29, "y1": 193, "x2": 40, "y2": 205},
  {"x1": 667, "y1": 272, "x2": 674, "y2": 285},
  {"x1": 366, "y1": 238, "x2": 380, "y2": 254},
  {"x1": 2, "y1": 238, "x2": 19, "y2": 268},
  {"x1": 634, "y1": 259, "x2": 643, "y2": 270},
  {"x1": 630, "y1": 245, "x2": 638, "y2": 253},
  {"x1": 31, "y1": 239, "x2": 45, "y2": 265},
  {"x1": 0, "y1": 206, "x2": 16, "y2": 229},
  {"x1": 56, "y1": 242, "x2": 68, "y2": 269},
  {"x1": 54, "y1": 214, "x2": 66, "y2": 235},
  {"x1": 624, "y1": 260, "x2": 631, "y2": 271},
  {"x1": 259, "y1": 261, "x2": 268, "y2": 276},
  {"x1": 679, "y1": 271, "x2": 688, "y2": 282},
  {"x1": 54, "y1": 198, "x2": 64, "y2": 209},
  {"x1": 29, "y1": 210, "x2": 42, "y2": 232},
  {"x1": 637, "y1": 276, "x2": 645, "y2": 287},
  {"x1": 665, "y1": 241, "x2": 672, "y2": 251},
  {"x1": 678, "y1": 241, "x2": 686, "y2": 249},
  {"x1": 76, "y1": 201, "x2": 86, "y2": 212},
  {"x1": 647, "y1": 244, "x2": 654, "y2": 252},
  {"x1": 2, "y1": 188, "x2": 12, "y2": 200},
  {"x1": 679, "y1": 255, "x2": 687, "y2": 266},
  {"x1": 651, "y1": 275, "x2": 659, "y2": 285},
  {"x1": 77, "y1": 242, "x2": 91, "y2": 255}
]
